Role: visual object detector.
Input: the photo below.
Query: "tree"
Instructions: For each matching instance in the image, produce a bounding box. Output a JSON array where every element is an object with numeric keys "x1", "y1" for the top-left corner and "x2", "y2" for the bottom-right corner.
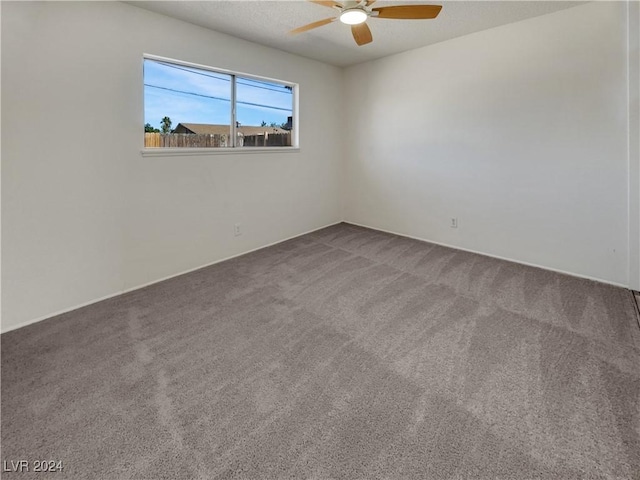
[
  {"x1": 144, "y1": 123, "x2": 160, "y2": 133},
  {"x1": 160, "y1": 116, "x2": 172, "y2": 134},
  {"x1": 260, "y1": 120, "x2": 291, "y2": 130}
]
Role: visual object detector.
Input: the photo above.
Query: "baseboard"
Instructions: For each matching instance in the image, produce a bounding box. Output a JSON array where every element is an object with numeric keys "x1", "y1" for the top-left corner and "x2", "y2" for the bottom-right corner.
[
  {"x1": 344, "y1": 220, "x2": 628, "y2": 289},
  {"x1": 1, "y1": 221, "x2": 343, "y2": 334}
]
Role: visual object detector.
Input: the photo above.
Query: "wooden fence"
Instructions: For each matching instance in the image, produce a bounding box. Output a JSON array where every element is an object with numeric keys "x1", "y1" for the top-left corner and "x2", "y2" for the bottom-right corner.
[
  {"x1": 241, "y1": 133, "x2": 291, "y2": 147},
  {"x1": 145, "y1": 132, "x2": 292, "y2": 148},
  {"x1": 145, "y1": 133, "x2": 228, "y2": 148}
]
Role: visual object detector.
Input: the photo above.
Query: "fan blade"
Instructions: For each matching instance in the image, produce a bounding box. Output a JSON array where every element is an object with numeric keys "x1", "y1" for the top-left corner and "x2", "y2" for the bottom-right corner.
[
  {"x1": 365, "y1": 0, "x2": 377, "y2": 5},
  {"x1": 308, "y1": 0, "x2": 342, "y2": 8},
  {"x1": 290, "y1": 17, "x2": 335, "y2": 35},
  {"x1": 351, "y1": 22, "x2": 373, "y2": 46},
  {"x1": 372, "y1": 5, "x2": 442, "y2": 19}
]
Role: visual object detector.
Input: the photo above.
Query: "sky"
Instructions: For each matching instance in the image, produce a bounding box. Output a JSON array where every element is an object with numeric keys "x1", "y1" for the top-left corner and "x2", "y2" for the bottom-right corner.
[{"x1": 144, "y1": 59, "x2": 293, "y2": 130}]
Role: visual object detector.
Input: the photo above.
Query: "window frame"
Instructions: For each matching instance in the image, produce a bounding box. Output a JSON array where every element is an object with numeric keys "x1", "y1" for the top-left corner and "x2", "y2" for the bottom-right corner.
[{"x1": 141, "y1": 54, "x2": 299, "y2": 156}]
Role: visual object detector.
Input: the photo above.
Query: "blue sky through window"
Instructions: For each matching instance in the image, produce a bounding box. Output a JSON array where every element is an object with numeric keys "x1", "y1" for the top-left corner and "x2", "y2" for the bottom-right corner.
[{"x1": 144, "y1": 59, "x2": 293, "y2": 130}]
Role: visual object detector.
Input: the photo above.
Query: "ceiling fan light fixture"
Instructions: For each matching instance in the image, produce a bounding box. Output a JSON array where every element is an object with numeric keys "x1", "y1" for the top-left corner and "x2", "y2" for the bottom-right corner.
[{"x1": 339, "y1": 8, "x2": 368, "y2": 25}]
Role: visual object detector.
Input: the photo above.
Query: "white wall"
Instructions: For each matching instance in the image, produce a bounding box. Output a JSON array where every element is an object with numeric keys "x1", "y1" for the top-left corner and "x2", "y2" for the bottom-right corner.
[
  {"x1": 1, "y1": 1, "x2": 344, "y2": 332},
  {"x1": 344, "y1": 1, "x2": 631, "y2": 286},
  {"x1": 629, "y1": 0, "x2": 640, "y2": 291}
]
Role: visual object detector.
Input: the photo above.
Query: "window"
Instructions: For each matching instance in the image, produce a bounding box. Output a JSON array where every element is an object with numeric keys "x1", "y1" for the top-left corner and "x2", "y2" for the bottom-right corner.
[{"x1": 143, "y1": 56, "x2": 296, "y2": 150}]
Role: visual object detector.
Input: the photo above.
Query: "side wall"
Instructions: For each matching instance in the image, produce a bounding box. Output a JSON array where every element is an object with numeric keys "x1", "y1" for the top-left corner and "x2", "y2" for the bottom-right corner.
[
  {"x1": 629, "y1": 0, "x2": 640, "y2": 291},
  {"x1": 1, "y1": 1, "x2": 344, "y2": 331},
  {"x1": 344, "y1": 2, "x2": 630, "y2": 286}
]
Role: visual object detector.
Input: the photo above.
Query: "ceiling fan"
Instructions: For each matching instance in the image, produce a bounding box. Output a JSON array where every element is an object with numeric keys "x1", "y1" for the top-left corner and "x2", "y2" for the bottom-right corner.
[{"x1": 290, "y1": 0, "x2": 442, "y2": 46}]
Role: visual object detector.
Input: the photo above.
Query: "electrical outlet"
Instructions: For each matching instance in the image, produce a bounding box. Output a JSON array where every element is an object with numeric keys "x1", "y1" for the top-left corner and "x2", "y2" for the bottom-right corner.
[
  {"x1": 450, "y1": 218, "x2": 458, "y2": 228},
  {"x1": 234, "y1": 223, "x2": 242, "y2": 236}
]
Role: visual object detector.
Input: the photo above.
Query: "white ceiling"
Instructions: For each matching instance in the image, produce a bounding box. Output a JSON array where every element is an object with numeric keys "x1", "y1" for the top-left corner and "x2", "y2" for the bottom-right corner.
[{"x1": 127, "y1": 0, "x2": 585, "y2": 67}]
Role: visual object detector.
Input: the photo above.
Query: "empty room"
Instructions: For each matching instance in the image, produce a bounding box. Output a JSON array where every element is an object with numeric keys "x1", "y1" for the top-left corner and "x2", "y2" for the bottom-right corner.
[{"x1": 2, "y1": 0, "x2": 639, "y2": 478}]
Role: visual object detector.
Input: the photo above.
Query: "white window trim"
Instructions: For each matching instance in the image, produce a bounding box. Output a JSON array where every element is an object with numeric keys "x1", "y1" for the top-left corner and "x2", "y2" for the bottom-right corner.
[
  {"x1": 141, "y1": 147, "x2": 300, "y2": 157},
  {"x1": 142, "y1": 54, "x2": 299, "y2": 155}
]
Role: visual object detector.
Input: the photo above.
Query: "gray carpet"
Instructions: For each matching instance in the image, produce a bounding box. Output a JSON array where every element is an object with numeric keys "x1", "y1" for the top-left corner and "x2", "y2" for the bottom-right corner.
[{"x1": 2, "y1": 223, "x2": 640, "y2": 479}]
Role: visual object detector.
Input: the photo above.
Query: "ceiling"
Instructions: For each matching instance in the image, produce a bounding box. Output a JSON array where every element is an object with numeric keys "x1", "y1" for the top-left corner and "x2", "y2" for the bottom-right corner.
[{"x1": 127, "y1": 0, "x2": 585, "y2": 67}]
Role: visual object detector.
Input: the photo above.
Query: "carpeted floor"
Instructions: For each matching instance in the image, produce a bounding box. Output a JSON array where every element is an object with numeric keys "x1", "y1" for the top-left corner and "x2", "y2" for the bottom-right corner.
[{"x1": 2, "y1": 223, "x2": 640, "y2": 479}]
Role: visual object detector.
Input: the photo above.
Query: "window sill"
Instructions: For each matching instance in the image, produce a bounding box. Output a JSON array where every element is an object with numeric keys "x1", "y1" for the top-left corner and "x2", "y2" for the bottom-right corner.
[{"x1": 141, "y1": 147, "x2": 300, "y2": 157}]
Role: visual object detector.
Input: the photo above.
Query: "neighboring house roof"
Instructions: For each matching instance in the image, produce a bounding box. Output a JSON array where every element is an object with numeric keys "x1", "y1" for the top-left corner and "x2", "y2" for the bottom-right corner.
[{"x1": 174, "y1": 123, "x2": 288, "y2": 136}]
